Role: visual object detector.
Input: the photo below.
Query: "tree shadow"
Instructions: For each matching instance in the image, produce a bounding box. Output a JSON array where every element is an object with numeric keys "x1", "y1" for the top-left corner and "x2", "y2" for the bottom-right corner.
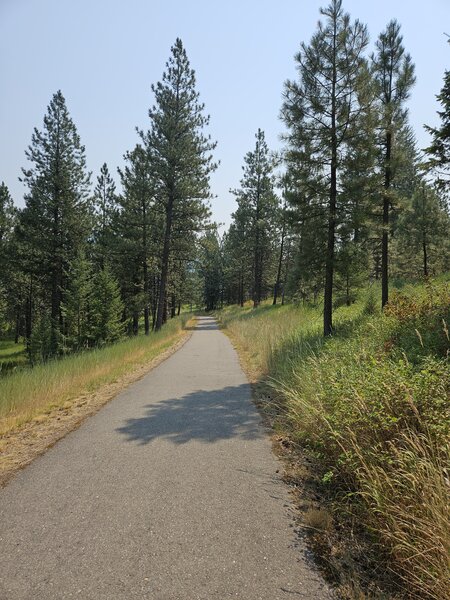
[
  {"x1": 116, "y1": 384, "x2": 264, "y2": 445},
  {"x1": 184, "y1": 316, "x2": 219, "y2": 331}
]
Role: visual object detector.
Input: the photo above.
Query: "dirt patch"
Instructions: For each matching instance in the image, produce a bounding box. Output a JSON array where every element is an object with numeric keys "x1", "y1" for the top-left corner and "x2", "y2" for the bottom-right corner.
[{"x1": 0, "y1": 331, "x2": 192, "y2": 488}]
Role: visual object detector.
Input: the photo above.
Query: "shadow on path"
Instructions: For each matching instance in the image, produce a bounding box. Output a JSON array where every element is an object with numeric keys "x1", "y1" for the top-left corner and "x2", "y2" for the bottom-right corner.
[{"x1": 116, "y1": 384, "x2": 263, "y2": 445}]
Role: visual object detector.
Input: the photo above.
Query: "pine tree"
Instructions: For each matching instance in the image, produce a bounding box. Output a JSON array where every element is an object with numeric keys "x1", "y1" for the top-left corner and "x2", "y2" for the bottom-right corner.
[
  {"x1": 140, "y1": 38, "x2": 216, "y2": 330},
  {"x1": 93, "y1": 162, "x2": 118, "y2": 268},
  {"x1": 0, "y1": 182, "x2": 15, "y2": 245},
  {"x1": 372, "y1": 20, "x2": 415, "y2": 307},
  {"x1": 394, "y1": 180, "x2": 450, "y2": 277},
  {"x1": 90, "y1": 265, "x2": 124, "y2": 345},
  {"x1": 19, "y1": 91, "x2": 91, "y2": 355},
  {"x1": 273, "y1": 191, "x2": 288, "y2": 305},
  {"x1": 200, "y1": 229, "x2": 223, "y2": 311},
  {"x1": 424, "y1": 69, "x2": 450, "y2": 195},
  {"x1": 282, "y1": 0, "x2": 369, "y2": 334},
  {"x1": 230, "y1": 129, "x2": 278, "y2": 308},
  {"x1": 118, "y1": 144, "x2": 157, "y2": 335},
  {"x1": 61, "y1": 251, "x2": 93, "y2": 350},
  {"x1": 222, "y1": 216, "x2": 253, "y2": 307}
]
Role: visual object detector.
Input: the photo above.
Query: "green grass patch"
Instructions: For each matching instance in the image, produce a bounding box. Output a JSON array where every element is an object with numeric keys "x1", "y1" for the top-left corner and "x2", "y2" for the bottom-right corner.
[{"x1": 0, "y1": 339, "x2": 27, "y2": 373}]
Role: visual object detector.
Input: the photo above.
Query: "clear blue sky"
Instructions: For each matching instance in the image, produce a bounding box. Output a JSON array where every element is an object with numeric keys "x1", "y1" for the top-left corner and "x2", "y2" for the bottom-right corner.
[{"x1": 1, "y1": 0, "x2": 449, "y2": 227}]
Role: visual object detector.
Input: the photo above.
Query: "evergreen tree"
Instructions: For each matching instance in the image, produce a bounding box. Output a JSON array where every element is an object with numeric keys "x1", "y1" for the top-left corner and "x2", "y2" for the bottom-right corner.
[
  {"x1": 282, "y1": 0, "x2": 370, "y2": 334},
  {"x1": 90, "y1": 265, "x2": 124, "y2": 345},
  {"x1": 424, "y1": 69, "x2": 450, "y2": 196},
  {"x1": 19, "y1": 90, "x2": 91, "y2": 355},
  {"x1": 394, "y1": 180, "x2": 450, "y2": 277},
  {"x1": 140, "y1": 38, "x2": 216, "y2": 330},
  {"x1": 273, "y1": 190, "x2": 288, "y2": 305},
  {"x1": 118, "y1": 145, "x2": 157, "y2": 334},
  {"x1": 222, "y1": 216, "x2": 253, "y2": 307},
  {"x1": 61, "y1": 251, "x2": 93, "y2": 350},
  {"x1": 200, "y1": 229, "x2": 223, "y2": 311},
  {"x1": 230, "y1": 129, "x2": 278, "y2": 308},
  {"x1": 0, "y1": 182, "x2": 15, "y2": 245},
  {"x1": 372, "y1": 20, "x2": 415, "y2": 307},
  {"x1": 93, "y1": 162, "x2": 118, "y2": 268}
]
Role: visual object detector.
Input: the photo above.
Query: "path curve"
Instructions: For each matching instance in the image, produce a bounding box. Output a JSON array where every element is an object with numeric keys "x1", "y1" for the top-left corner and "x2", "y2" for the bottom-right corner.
[{"x1": 0, "y1": 316, "x2": 332, "y2": 599}]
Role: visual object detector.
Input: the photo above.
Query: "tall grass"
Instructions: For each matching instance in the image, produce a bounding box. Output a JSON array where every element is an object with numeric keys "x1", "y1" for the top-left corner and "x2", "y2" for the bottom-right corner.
[
  {"x1": 217, "y1": 282, "x2": 450, "y2": 600},
  {"x1": 0, "y1": 314, "x2": 191, "y2": 435}
]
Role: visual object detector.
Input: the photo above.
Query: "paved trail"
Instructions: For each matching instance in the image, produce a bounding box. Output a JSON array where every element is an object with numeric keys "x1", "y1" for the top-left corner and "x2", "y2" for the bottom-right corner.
[{"x1": 0, "y1": 316, "x2": 331, "y2": 599}]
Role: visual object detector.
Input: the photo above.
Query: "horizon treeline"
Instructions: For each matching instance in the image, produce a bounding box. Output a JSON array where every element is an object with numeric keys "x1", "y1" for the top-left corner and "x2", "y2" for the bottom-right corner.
[{"x1": 1, "y1": 0, "x2": 450, "y2": 359}]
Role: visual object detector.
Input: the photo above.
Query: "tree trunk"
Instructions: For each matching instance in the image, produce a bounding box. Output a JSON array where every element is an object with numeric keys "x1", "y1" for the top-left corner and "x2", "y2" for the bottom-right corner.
[
  {"x1": 381, "y1": 131, "x2": 392, "y2": 308},
  {"x1": 273, "y1": 211, "x2": 286, "y2": 306},
  {"x1": 143, "y1": 201, "x2": 150, "y2": 335},
  {"x1": 155, "y1": 195, "x2": 174, "y2": 331},
  {"x1": 14, "y1": 307, "x2": 20, "y2": 344},
  {"x1": 171, "y1": 293, "x2": 176, "y2": 318},
  {"x1": 423, "y1": 236, "x2": 428, "y2": 277},
  {"x1": 239, "y1": 269, "x2": 244, "y2": 307},
  {"x1": 324, "y1": 32, "x2": 337, "y2": 337},
  {"x1": 346, "y1": 270, "x2": 350, "y2": 306},
  {"x1": 162, "y1": 291, "x2": 168, "y2": 325},
  {"x1": 152, "y1": 275, "x2": 159, "y2": 330},
  {"x1": 132, "y1": 312, "x2": 139, "y2": 336}
]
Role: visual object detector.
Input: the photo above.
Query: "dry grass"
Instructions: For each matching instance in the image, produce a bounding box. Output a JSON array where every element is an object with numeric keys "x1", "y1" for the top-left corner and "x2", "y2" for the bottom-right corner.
[{"x1": 0, "y1": 315, "x2": 193, "y2": 436}]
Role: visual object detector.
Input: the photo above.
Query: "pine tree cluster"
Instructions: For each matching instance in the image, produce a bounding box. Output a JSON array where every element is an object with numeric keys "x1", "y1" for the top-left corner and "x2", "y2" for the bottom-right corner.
[{"x1": 1, "y1": 3, "x2": 449, "y2": 354}]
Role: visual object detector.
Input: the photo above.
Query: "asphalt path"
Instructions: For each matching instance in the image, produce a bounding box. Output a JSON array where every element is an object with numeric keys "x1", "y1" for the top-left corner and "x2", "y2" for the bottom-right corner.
[{"x1": 0, "y1": 316, "x2": 332, "y2": 599}]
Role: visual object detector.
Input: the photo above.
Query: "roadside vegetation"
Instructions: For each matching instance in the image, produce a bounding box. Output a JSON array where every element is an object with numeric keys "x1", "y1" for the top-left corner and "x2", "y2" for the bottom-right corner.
[
  {"x1": 0, "y1": 314, "x2": 192, "y2": 437},
  {"x1": 216, "y1": 279, "x2": 449, "y2": 600}
]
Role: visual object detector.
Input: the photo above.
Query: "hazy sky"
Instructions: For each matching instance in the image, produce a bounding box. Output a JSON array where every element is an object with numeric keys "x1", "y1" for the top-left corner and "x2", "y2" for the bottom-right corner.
[{"x1": 1, "y1": 0, "x2": 449, "y2": 227}]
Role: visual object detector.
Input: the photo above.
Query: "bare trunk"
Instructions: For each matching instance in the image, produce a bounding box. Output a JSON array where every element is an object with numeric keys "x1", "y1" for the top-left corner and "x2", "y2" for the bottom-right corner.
[
  {"x1": 382, "y1": 132, "x2": 392, "y2": 308},
  {"x1": 155, "y1": 195, "x2": 174, "y2": 331},
  {"x1": 273, "y1": 212, "x2": 286, "y2": 306},
  {"x1": 324, "y1": 29, "x2": 337, "y2": 337}
]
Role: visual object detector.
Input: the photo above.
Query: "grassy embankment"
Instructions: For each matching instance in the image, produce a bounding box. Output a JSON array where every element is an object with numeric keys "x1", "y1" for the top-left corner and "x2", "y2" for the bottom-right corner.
[
  {"x1": 216, "y1": 280, "x2": 449, "y2": 600},
  {"x1": 0, "y1": 314, "x2": 193, "y2": 437}
]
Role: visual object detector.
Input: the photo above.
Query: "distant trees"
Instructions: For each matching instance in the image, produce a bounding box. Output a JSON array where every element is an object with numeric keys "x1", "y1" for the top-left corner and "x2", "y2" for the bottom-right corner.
[
  {"x1": 0, "y1": 183, "x2": 17, "y2": 336},
  {"x1": 199, "y1": 229, "x2": 223, "y2": 311},
  {"x1": 230, "y1": 130, "x2": 279, "y2": 308}
]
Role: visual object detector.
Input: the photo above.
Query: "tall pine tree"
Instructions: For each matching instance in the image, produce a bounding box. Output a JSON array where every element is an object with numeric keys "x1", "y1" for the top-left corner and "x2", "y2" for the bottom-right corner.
[
  {"x1": 230, "y1": 129, "x2": 278, "y2": 308},
  {"x1": 140, "y1": 38, "x2": 216, "y2": 331},
  {"x1": 93, "y1": 162, "x2": 117, "y2": 268},
  {"x1": 372, "y1": 20, "x2": 415, "y2": 307},
  {"x1": 19, "y1": 91, "x2": 91, "y2": 355},
  {"x1": 282, "y1": 0, "x2": 369, "y2": 334}
]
